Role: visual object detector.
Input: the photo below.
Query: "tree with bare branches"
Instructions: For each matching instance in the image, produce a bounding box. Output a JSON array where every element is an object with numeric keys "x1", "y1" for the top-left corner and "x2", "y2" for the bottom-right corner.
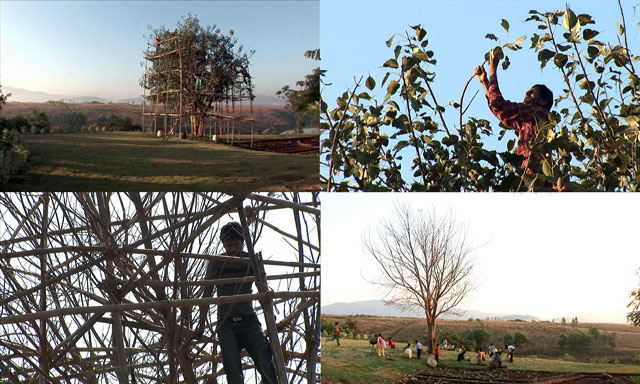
[{"x1": 363, "y1": 203, "x2": 476, "y2": 354}]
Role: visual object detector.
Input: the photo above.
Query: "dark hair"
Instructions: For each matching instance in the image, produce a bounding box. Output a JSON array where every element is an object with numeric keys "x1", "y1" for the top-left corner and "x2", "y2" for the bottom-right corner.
[
  {"x1": 220, "y1": 222, "x2": 244, "y2": 243},
  {"x1": 532, "y1": 84, "x2": 553, "y2": 111}
]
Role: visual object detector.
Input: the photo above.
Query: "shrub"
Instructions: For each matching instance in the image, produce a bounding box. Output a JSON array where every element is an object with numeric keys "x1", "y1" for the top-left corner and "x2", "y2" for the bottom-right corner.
[
  {"x1": 599, "y1": 356, "x2": 609, "y2": 364},
  {"x1": 513, "y1": 332, "x2": 528, "y2": 347},
  {"x1": 0, "y1": 129, "x2": 29, "y2": 183},
  {"x1": 560, "y1": 353, "x2": 576, "y2": 362},
  {"x1": 503, "y1": 333, "x2": 514, "y2": 346},
  {"x1": 31, "y1": 127, "x2": 40, "y2": 135}
]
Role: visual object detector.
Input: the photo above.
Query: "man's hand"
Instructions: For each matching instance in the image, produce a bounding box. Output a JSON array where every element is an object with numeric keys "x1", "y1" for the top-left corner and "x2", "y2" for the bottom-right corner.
[{"x1": 475, "y1": 65, "x2": 489, "y2": 90}]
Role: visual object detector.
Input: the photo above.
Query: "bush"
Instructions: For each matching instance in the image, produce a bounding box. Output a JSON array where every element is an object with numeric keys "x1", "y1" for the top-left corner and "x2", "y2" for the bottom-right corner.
[
  {"x1": 560, "y1": 353, "x2": 576, "y2": 362},
  {"x1": 31, "y1": 127, "x2": 40, "y2": 135},
  {"x1": 513, "y1": 331, "x2": 528, "y2": 347},
  {"x1": 503, "y1": 333, "x2": 513, "y2": 346},
  {"x1": 0, "y1": 129, "x2": 29, "y2": 183}
]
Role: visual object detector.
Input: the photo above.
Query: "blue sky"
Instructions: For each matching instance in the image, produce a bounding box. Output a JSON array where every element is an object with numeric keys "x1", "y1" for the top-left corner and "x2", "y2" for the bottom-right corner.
[
  {"x1": 320, "y1": 0, "x2": 639, "y2": 180},
  {"x1": 0, "y1": 0, "x2": 319, "y2": 99}
]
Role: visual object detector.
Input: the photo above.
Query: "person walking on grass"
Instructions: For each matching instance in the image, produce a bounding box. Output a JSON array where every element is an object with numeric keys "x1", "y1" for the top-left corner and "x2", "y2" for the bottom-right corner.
[
  {"x1": 377, "y1": 334, "x2": 386, "y2": 357},
  {"x1": 329, "y1": 321, "x2": 341, "y2": 346},
  {"x1": 415, "y1": 340, "x2": 423, "y2": 360},
  {"x1": 435, "y1": 343, "x2": 441, "y2": 363}
]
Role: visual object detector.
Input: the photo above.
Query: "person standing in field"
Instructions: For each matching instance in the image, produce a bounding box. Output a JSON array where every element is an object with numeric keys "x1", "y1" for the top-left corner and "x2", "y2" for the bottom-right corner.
[
  {"x1": 415, "y1": 339, "x2": 423, "y2": 360},
  {"x1": 194, "y1": 222, "x2": 279, "y2": 384},
  {"x1": 435, "y1": 343, "x2": 441, "y2": 363},
  {"x1": 488, "y1": 343, "x2": 496, "y2": 357},
  {"x1": 377, "y1": 334, "x2": 386, "y2": 357},
  {"x1": 388, "y1": 337, "x2": 396, "y2": 349},
  {"x1": 329, "y1": 321, "x2": 341, "y2": 346}
]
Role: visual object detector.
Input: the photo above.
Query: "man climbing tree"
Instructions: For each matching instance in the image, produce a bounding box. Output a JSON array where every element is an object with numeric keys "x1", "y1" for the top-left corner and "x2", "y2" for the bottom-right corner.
[{"x1": 475, "y1": 55, "x2": 554, "y2": 176}]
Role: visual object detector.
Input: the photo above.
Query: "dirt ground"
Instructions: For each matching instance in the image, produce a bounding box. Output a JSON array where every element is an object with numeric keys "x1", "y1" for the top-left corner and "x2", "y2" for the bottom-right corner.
[{"x1": 396, "y1": 367, "x2": 638, "y2": 383}]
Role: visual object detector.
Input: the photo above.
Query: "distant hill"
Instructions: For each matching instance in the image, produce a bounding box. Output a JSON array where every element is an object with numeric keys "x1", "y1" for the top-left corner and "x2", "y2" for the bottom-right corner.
[
  {"x1": 2, "y1": 86, "x2": 285, "y2": 106},
  {"x1": 322, "y1": 300, "x2": 538, "y2": 322}
]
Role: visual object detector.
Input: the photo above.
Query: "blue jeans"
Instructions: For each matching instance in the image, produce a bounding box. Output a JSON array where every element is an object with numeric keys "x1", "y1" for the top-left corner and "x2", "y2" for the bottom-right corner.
[{"x1": 218, "y1": 315, "x2": 279, "y2": 384}]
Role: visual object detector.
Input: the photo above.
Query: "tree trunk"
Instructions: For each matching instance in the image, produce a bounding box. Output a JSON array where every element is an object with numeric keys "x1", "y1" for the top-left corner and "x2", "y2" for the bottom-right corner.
[{"x1": 426, "y1": 317, "x2": 437, "y2": 354}]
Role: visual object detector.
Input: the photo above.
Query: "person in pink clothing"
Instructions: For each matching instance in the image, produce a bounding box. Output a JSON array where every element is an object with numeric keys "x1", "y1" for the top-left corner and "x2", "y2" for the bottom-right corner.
[{"x1": 377, "y1": 333, "x2": 387, "y2": 357}]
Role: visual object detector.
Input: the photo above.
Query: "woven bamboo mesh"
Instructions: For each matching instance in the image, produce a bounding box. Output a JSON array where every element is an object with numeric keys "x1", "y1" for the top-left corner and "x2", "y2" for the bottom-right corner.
[{"x1": 0, "y1": 192, "x2": 320, "y2": 383}]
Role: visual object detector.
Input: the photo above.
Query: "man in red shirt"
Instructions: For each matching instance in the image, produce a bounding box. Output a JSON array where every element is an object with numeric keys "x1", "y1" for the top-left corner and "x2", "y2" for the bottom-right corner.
[{"x1": 475, "y1": 56, "x2": 553, "y2": 175}]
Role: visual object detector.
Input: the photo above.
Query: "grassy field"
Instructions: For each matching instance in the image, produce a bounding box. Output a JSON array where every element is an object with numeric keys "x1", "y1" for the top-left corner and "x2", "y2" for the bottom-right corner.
[
  {"x1": 322, "y1": 339, "x2": 640, "y2": 384},
  {"x1": 323, "y1": 314, "x2": 640, "y2": 364},
  {"x1": 1, "y1": 132, "x2": 318, "y2": 191}
]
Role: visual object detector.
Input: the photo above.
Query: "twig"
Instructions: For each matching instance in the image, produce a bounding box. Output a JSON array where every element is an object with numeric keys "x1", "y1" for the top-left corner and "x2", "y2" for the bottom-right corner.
[{"x1": 324, "y1": 76, "x2": 363, "y2": 191}]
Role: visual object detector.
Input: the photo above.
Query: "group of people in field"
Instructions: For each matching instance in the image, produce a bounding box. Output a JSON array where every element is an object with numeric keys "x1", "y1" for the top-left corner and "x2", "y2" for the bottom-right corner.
[{"x1": 329, "y1": 323, "x2": 517, "y2": 369}]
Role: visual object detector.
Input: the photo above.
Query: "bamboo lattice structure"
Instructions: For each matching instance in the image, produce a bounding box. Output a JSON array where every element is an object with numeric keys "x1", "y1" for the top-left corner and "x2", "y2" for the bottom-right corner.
[
  {"x1": 142, "y1": 34, "x2": 255, "y2": 145},
  {"x1": 0, "y1": 192, "x2": 320, "y2": 383}
]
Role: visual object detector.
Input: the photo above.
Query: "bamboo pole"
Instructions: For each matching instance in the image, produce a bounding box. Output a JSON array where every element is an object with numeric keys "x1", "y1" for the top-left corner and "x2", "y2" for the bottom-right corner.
[
  {"x1": 0, "y1": 192, "x2": 319, "y2": 383},
  {"x1": 0, "y1": 292, "x2": 318, "y2": 325},
  {"x1": 236, "y1": 197, "x2": 288, "y2": 384}
]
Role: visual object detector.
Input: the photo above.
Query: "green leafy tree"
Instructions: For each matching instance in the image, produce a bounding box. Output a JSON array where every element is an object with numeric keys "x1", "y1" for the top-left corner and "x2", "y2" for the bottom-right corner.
[
  {"x1": 344, "y1": 316, "x2": 360, "y2": 336},
  {"x1": 52, "y1": 112, "x2": 88, "y2": 132},
  {"x1": 277, "y1": 67, "x2": 322, "y2": 132},
  {"x1": 29, "y1": 109, "x2": 50, "y2": 133},
  {"x1": 513, "y1": 331, "x2": 528, "y2": 347},
  {"x1": 321, "y1": 3, "x2": 640, "y2": 191},
  {"x1": 0, "y1": 85, "x2": 10, "y2": 112},
  {"x1": 7, "y1": 116, "x2": 30, "y2": 132},
  {"x1": 140, "y1": 15, "x2": 253, "y2": 136},
  {"x1": 589, "y1": 325, "x2": 600, "y2": 339},
  {"x1": 503, "y1": 333, "x2": 514, "y2": 346},
  {"x1": 561, "y1": 317, "x2": 567, "y2": 325},
  {"x1": 571, "y1": 317, "x2": 579, "y2": 327},
  {"x1": 628, "y1": 269, "x2": 640, "y2": 327}
]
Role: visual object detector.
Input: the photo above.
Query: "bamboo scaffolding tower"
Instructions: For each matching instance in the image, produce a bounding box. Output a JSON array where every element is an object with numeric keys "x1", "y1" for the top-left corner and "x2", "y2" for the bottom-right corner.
[
  {"x1": 0, "y1": 192, "x2": 320, "y2": 384},
  {"x1": 141, "y1": 34, "x2": 255, "y2": 146}
]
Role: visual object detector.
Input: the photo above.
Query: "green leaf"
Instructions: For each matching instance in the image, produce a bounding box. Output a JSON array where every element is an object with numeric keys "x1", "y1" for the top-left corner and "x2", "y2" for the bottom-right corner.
[
  {"x1": 415, "y1": 27, "x2": 427, "y2": 41},
  {"x1": 514, "y1": 35, "x2": 527, "y2": 48},
  {"x1": 394, "y1": 140, "x2": 411, "y2": 152},
  {"x1": 387, "y1": 80, "x2": 400, "y2": 95},
  {"x1": 537, "y1": 49, "x2": 555, "y2": 68},
  {"x1": 583, "y1": 29, "x2": 599, "y2": 40},
  {"x1": 563, "y1": 9, "x2": 577, "y2": 30},
  {"x1": 554, "y1": 53, "x2": 568, "y2": 68},
  {"x1": 485, "y1": 33, "x2": 498, "y2": 41},
  {"x1": 542, "y1": 161, "x2": 553, "y2": 177},
  {"x1": 365, "y1": 76, "x2": 376, "y2": 91},
  {"x1": 385, "y1": 35, "x2": 395, "y2": 48},
  {"x1": 501, "y1": 19, "x2": 510, "y2": 33},
  {"x1": 383, "y1": 59, "x2": 399, "y2": 69}
]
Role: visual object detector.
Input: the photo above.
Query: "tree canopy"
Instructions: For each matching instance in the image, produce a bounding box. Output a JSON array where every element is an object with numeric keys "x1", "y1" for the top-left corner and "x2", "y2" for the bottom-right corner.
[
  {"x1": 363, "y1": 203, "x2": 475, "y2": 353},
  {"x1": 321, "y1": 3, "x2": 640, "y2": 191}
]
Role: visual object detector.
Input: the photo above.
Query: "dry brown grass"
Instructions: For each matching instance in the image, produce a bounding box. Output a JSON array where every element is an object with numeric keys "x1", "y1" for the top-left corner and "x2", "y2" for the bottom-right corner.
[{"x1": 1, "y1": 102, "x2": 298, "y2": 133}]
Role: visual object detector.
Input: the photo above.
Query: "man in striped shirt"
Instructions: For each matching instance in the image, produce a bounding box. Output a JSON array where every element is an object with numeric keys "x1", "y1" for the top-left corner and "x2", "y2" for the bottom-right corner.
[{"x1": 475, "y1": 56, "x2": 553, "y2": 174}]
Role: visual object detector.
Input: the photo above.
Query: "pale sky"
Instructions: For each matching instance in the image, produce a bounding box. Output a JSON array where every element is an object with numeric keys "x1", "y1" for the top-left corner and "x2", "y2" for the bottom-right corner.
[
  {"x1": 322, "y1": 193, "x2": 640, "y2": 324},
  {"x1": 320, "y1": 0, "x2": 639, "y2": 181},
  {"x1": 0, "y1": 0, "x2": 319, "y2": 99}
]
